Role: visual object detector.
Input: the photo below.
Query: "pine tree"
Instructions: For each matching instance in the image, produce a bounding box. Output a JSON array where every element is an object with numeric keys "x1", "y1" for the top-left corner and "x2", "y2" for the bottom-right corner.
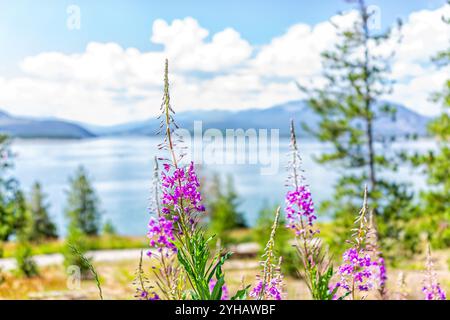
[
  {"x1": 0, "y1": 134, "x2": 28, "y2": 242},
  {"x1": 27, "y1": 182, "x2": 58, "y2": 241},
  {"x1": 208, "y1": 174, "x2": 247, "y2": 239},
  {"x1": 410, "y1": 6, "x2": 450, "y2": 249},
  {"x1": 65, "y1": 166, "x2": 101, "y2": 236},
  {"x1": 102, "y1": 219, "x2": 117, "y2": 235},
  {"x1": 299, "y1": 0, "x2": 412, "y2": 255}
]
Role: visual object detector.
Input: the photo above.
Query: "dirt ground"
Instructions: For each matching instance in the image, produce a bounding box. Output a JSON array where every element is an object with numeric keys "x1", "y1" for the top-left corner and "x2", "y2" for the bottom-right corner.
[{"x1": 1, "y1": 249, "x2": 449, "y2": 300}]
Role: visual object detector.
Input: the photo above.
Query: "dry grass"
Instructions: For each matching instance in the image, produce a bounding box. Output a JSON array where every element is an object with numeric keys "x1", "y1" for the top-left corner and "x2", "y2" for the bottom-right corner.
[
  {"x1": 0, "y1": 265, "x2": 67, "y2": 299},
  {"x1": 1, "y1": 249, "x2": 449, "y2": 300}
]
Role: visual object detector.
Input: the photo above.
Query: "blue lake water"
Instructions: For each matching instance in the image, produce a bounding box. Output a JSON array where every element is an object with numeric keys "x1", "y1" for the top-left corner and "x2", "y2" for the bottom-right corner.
[{"x1": 10, "y1": 137, "x2": 434, "y2": 236}]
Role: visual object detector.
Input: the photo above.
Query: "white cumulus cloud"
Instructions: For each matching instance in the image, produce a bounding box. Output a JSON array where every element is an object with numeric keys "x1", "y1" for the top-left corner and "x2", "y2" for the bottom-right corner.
[
  {"x1": 0, "y1": 6, "x2": 448, "y2": 125},
  {"x1": 151, "y1": 17, "x2": 252, "y2": 72}
]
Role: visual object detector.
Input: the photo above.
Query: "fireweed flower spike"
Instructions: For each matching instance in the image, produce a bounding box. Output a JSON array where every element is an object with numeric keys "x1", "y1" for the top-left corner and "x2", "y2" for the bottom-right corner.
[
  {"x1": 250, "y1": 207, "x2": 284, "y2": 300},
  {"x1": 331, "y1": 188, "x2": 380, "y2": 300},
  {"x1": 285, "y1": 120, "x2": 318, "y2": 249},
  {"x1": 133, "y1": 250, "x2": 160, "y2": 300},
  {"x1": 422, "y1": 245, "x2": 446, "y2": 300},
  {"x1": 146, "y1": 59, "x2": 244, "y2": 301},
  {"x1": 285, "y1": 120, "x2": 333, "y2": 300},
  {"x1": 157, "y1": 59, "x2": 205, "y2": 233},
  {"x1": 395, "y1": 272, "x2": 409, "y2": 300},
  {"x1": 367, "y1": 211, "x2": 388, "y2": 299},
  {"x1": 146, "y1": 157, "x2": 183, "y2": 300}
]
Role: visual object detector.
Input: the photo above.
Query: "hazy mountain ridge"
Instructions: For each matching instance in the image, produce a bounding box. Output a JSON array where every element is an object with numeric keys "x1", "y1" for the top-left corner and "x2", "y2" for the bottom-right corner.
[
  {"x1": 96, "y1": 100, "x2": 431, "y2": 138},
  {"x1": 0, "y1": 110, "x2": 95, "y2": 139},
  {"x1": 0, "y1": 100, "x2": 430, "y2": 139}
]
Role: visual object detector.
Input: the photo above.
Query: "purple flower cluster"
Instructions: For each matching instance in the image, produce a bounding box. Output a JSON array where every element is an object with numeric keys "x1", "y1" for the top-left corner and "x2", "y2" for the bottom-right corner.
[
  {"x1": 422, "y1": 247, "x2": 447, "y2": 300},
  {"x1": 209, "y1": 279, "x2": 229, "y2": 300},
  {"x1": 332, "y1": 248, "x2": 379, "y2": 297},
  {"x1": 147, "y1": 216, "x2": 177, "y2": 254},
  {"x1": 161, "y1": 162, "x2": 205, "y2": 216},
  {"x1": 139, "y1": 290, "x2": 160, "y2": 300},
  {"x1": 250, "y1": 279, "x2": 282, "y2": 300},
  {"x1": 376, "y1": 257, "x2": 387, "y2": 289},
  {"x1": 422, "y1": 284, "x2": 446, "y2": 300},
  {"x1": 285, "y1": 185, "x2": 317, "y2": 236},
  {"x1": 147, "y1": 161, "x2": 206, "y2": 255}
]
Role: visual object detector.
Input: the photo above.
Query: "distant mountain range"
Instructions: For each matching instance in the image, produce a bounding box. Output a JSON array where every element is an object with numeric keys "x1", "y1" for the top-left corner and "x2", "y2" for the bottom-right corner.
[
  {"x1": 0, "y1": 111, "x2": 95, "y2": 139},
  {"x1": 0, "y1": 100, "x2": 431, "y2": 139},
  {"x1": 91, "y1": 100, "x2": 431, "y2": 138}
]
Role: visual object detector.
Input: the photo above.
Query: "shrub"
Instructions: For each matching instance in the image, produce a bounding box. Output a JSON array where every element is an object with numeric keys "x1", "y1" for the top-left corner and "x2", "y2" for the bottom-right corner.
[
  {"x1": 63, "y1": 225, "x2": 92, "y2": 279},
  {"x1": 15, "y1": 242, "x2": 39, "y2": 278},
  {"x1": 0, "y1": 266, "x2": 5, "y2": 285}
]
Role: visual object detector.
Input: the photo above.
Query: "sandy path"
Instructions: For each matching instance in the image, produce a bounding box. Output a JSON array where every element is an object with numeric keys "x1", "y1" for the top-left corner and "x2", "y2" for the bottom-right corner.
[
  {"x1": 0, "y1": 242, "x2": 261, "y2": 271},
  {"x1": 0, "y1": 248, "x2": 146, "y2": 271}
]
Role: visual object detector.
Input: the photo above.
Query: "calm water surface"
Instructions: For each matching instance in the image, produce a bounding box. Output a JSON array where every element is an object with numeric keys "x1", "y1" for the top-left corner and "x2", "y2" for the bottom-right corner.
[{"x1": 10, "y1": 137, "x2": 433, "y2": 236}]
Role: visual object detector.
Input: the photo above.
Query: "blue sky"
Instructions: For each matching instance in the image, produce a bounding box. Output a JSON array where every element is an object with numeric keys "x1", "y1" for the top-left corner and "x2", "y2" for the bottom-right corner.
[
  {"x1": 0, "y1": 0, "x2": 446, "y2": 74},
  {"x1": 0, "y1": 0, "x2": 449, "y2": 125}
]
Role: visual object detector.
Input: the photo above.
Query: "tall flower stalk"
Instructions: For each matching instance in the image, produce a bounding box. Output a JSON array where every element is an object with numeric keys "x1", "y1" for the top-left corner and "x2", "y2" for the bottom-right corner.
[
  {"x1": 133, "y1": 250, "x2": 159, "y2": 300},
  {"x1": 250, "y1": 207, "x2": 284, "y2": 300},
  {"x1": 149, "y1": 156, "x2": 162, "y2": 216},
  {"x1": 146, "y1": 156, "x2": 183, "y2": 300},
  {"x1": 422, "y1": 245, "x2": 446, "y2": 300},
  {"x1": 146, "y1": 59, "x2": 246, "y2": 300},
  {"x1": 395, "y1": 272, "x2": 408, "y2": 300},
  {"x1": 367, "y1": 211, "x2": 388, "y2": 299},
  {"x1": 332, "y1": 189, "x2": 383, "y2": 300},
  {"x1": 285, "y1": 120, "x2": 333, "y2": 300}
]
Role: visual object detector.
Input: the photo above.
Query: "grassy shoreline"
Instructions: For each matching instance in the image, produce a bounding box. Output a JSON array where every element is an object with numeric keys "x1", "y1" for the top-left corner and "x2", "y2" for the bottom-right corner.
[{"x1": 1, "y1": 235, "x2": 147, "y2": 258}]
